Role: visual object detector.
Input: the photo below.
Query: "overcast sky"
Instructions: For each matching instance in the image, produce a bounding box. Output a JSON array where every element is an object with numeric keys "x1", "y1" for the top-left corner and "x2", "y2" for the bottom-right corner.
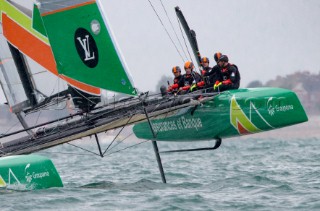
[
  {"x1": 1, "y1": 0, "x2": 320, "y2": 103},
  {"x1": 102, "y1": 0, "x2": 320, "y2": 91}
]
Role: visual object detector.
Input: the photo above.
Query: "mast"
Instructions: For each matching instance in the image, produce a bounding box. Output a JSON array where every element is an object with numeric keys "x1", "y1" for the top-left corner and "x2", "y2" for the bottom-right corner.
[
  {"x1": 175, "y1": 6, "x2": 202, "y2": 67},
  {"x1": 8, "y1": 42, "x2": 37, "y2": 107}
]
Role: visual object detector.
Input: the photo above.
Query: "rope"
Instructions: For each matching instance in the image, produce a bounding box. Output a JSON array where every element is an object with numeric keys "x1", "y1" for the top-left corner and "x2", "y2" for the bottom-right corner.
[
  {"x1": 1, "y1": 120, "x2": 22, "y2": 136},
  {"x1": 177, "y1": 16, "x2": 194, "y2": 63},
  {"x1": 147, "y1": 0, "x2": 185, "y2": 62},
  {"x1": 177, "y1": 17, "x2": 202, "y2": 75},
  {"x1": 67, "y1": 142, "x2": 101, "y2": 157},
  {"x1": 159, "y1": 0, "x2": 188, "y2": 61},
  {"x1": 102, "y1": 114, "x2": 134, "y2": 156},
  {"x1": 60, "y1": 74, "x2": 98, "y2": 105},
  {"x1": 105, "y1": 140, "x2": 150, "y2": 157},
  {"x1": 105, "y1": 132, "x2": 134, "y2": 154}
]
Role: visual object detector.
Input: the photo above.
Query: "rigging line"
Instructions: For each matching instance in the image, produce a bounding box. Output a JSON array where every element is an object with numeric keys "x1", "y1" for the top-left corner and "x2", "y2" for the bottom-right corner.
[
  {"x1": 159, "y1": 0, "x2": 188, "y2": 60},
  {"x1": 33, "y1": 109, "x2": 42, "y2": 127},
  {"x1": 147, "y1": 0, "x2": 185, "y2": 62},
  {"x1": 30, "y1": 102, "x2": 68, "y2": 113},
  {"x1": 25, "y1": 76, "x2": 62, "y2": 115},
  {"x1": 26, "y1": 95, "x2": 71, "y2": 114},
  {"x1": 47, "y1": 74, "x2": 62, "y2": 98},
  {"x1": 66, "y1": 142, "x2": 101, "y2": 157},
  {"x1": 30, "y1": 70, "x2": 48, "y2": 76},
  {"x1": 102, "y1": 114, "x2": 134, "y2": 156},
  {"x1": 177, "y1": 16, "x2": 194, "y2": 63},
  {"x1": 1, "y1": 120, "x2": 22, "y2": 136},
  {"x1": 105, "y1": 132, "x2": 134, "y2": 154},
  {"x1": 67, "y1": 82, "x2": 98, "y2": 105},
  {"x1": 10, "y1": 125, "x2": 64, "y2": 153},
  {"x1": 105, "y1": 139, "x2": 150, "y2": 157},
  {"x1": 24, "y1": 76, "x2": 67, "y2": 138},
  {"x1": 0, "y1": 108, "x2": 85, "y2": 139},
  {"x1": 176, "y1": 16, "x2": 202, "y2": 76}
]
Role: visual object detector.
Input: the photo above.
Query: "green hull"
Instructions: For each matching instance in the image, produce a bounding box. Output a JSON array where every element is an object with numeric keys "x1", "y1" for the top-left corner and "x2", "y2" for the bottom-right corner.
[
  {"x1": 0, "y1": 155, "x2": 63, "y2": 190},
  {"x1": 133, "y1": 88, "x2": 308, "y2": 141}
]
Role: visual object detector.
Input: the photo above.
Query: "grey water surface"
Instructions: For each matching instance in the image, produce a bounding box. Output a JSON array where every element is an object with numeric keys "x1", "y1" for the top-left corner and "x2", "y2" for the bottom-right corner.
[{"x1": 1, "y1": 129, "x2": 320, "y2": 211}]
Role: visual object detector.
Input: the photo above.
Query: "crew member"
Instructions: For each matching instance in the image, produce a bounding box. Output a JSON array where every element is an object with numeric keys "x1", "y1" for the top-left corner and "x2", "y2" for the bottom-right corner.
[
  {"x1": 214, "y1": 52, "x2": 223, "y2": 64},
  {"x1": 201, "y1": 52, "x2": 222, "y2": 86},
  {"x1": 213, "y1": 55, "x2": 241, "y2": 92},
  {"x1": 167, "y1": 66, "x2": 183, "y2": 93},
  {"x1": 180, "y1": 61, "x2": 203, "y2": 92},
  {"x1": 201, "y1": 57, "x2": 212, "y2": 76},
  {"x1": 208, "y1": 52, "x2": 223, "y2": 84}
]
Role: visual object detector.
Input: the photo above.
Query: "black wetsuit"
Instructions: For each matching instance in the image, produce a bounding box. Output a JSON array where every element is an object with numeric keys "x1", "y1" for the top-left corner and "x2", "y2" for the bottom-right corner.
[
  {"x1": 181, "y1": 71, "x2": 202, "y2": 87},
  {"x1": 202, "y1": 66, "x2": 212, "y2": 77},
  {"x1": 173, "y1": 75, "x2": 183, "y2": 87},
  {"x1": 207, "y1": 65, "x2": 221, "y2": 84},
  {"x1": 216, "y1": 63, "x2": 240, "y2": 91}
]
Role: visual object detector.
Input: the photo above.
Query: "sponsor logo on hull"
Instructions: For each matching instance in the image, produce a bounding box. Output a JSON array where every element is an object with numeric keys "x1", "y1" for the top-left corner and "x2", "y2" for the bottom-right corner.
[
  {"x1": 267, "y1": 97, "x2": 294, "y2": 116},
  {"x1": 152, "y1": 116, "x2": 203, "y2": 133},
  {"x1": 0, "y1": 175, "x2": 6, "y2": 188},
  {"x1": 230, "y1": 95, "x2": 261, "y2": 135},
  {"x1": 230, "y1": 95, "x2": 275, "y2": 135}
]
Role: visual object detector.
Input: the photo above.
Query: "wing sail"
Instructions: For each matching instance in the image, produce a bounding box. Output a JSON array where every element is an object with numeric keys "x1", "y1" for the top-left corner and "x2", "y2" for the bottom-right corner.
[
  {"x1": 37, "y1": 0, "x2": 137, "y2": 95},
  {"x1": 0, "y1": 0, "x2": 102, "y2": 112}
]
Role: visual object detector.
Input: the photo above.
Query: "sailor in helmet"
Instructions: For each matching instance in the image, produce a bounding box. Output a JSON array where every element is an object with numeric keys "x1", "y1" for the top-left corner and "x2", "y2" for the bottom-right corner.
[
  {"x1": 180, "y1": 61, "x2": 203, "y2": 92},
  {"x1": 167, "y1": 66, "x2": 183, "y2": 93},
  {"x1": 200, "y1": 52, "x2": 222, "y2": 86},
  {"x1": 213, "y1": 55, "x2": 241, "y2": 92},
  {"x1": 200, "y1": 57, "x2": 212, "y2": 76}
]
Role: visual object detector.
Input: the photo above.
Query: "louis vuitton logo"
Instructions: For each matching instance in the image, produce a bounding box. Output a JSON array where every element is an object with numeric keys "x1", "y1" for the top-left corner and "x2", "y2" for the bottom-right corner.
[
  {"x1": 77, "y1": 35, "x2": 95, "y2": 61},
  {"x1": 75, "y1": 28, "x2": 99, "y2": 68}
]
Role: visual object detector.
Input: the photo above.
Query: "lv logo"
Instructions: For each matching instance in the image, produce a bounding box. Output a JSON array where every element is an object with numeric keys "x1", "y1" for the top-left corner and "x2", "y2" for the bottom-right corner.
[{"x1": 77, "y1": 35, "x2": 95, "y2": 61}]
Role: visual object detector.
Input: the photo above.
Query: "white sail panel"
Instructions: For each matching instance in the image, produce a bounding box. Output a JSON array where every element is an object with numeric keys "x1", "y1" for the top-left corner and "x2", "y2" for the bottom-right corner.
[{"x1": 25, "y1": 56, "x2": 68, "y2": 98}]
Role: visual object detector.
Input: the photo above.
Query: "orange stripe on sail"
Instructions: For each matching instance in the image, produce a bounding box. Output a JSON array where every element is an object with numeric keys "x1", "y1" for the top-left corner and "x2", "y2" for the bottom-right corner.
[
  {"x1": 61, "y1": 75, "x2": 101, "y2": 95},
  {"x1": 3, "y1": 13, "x2": 58, "y2": 75},
  {"x1": 2, "y1": 13, "x2": 100, "y2": 95},
  {"x1": 42, "y1": 0, "x2": 96, "y2": 16}
]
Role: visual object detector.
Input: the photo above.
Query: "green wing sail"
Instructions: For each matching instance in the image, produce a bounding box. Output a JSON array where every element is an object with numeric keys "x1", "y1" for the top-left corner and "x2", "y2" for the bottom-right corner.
[{"x1": 37, "y1": 0, "x2": 136, "y2": 95}]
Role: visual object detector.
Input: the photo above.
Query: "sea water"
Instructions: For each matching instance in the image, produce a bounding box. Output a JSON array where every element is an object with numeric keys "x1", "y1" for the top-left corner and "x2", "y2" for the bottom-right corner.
[{"x1": 1, "y1": 117, "x2": 320, "y2": 211}]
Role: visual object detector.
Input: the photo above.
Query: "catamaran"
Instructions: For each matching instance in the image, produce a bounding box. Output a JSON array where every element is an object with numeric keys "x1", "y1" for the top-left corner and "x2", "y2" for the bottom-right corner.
[{"x1": 0, "y1": 0, "x2": 308, "y2": 189}]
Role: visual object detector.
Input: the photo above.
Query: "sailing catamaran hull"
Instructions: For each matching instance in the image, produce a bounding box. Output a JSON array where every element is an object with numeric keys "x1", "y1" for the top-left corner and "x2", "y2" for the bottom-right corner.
[
  {"x1": 0, "y1": 155, "x2": 63, "y2": 190},
  {"x1": 133, "y1": 87, "x2": 308, "y2": 141},
  {"x1": 0, "y1": 1, "x2": 308, "y2": 153}
]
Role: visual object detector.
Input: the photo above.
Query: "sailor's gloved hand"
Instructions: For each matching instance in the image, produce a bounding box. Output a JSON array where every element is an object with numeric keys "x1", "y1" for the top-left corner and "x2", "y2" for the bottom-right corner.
[
  {"x1": 197, "y1": 81, "x2": 205, "y2": 87},
  {"x1": 201, "y1": 70, "x2": 206, "y2": 76},
  {"x1": 213, "y1": 81, "x2": 222, "y2": 90},
  {"x1": 222, "y1": 79, "x2": 232, "y2": 85},
  {"x1": 167, "y1": 84, "x2": 179, "y2": 92},
  {"x1": 182, "y1": 85, "x2": 191, "y2": 91},
  {"x1": 190, "y1": 83, "x2": 197, "y2": 92}
]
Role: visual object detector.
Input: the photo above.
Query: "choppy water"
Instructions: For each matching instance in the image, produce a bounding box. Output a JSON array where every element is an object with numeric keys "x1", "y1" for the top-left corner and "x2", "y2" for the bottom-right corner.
[{"x1": 1, "y1": 133, "x2": 320, "y2": 211}]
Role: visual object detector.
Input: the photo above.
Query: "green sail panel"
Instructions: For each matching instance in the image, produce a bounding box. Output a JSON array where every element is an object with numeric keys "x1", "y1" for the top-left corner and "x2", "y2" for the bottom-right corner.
[
  {"x1": 32, "y1": 4, "x2": 47, "y2": 37},
  {"x1": 37, "y1": 0, "x2": 136, "y2": 95}
]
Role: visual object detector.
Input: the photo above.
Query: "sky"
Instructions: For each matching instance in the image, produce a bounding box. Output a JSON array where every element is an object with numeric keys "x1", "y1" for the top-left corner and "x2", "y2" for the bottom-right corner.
[
  {"x1": 1, "y1": 0, "x2": 320, "y2": 103},
  {"x1": 102, "y1": 0, "x2": 320, "y2": 91}
]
